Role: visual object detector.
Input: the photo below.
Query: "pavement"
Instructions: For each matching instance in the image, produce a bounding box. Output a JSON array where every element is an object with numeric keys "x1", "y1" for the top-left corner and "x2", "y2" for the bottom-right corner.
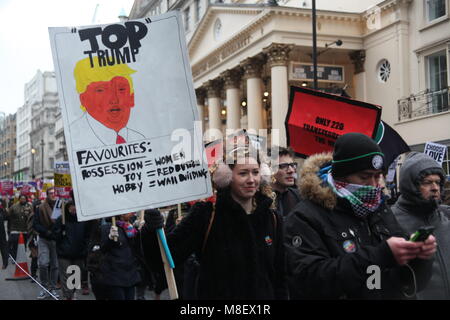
[{"x1": 0, "y1": 255, "x2": 169, "y2": 300}]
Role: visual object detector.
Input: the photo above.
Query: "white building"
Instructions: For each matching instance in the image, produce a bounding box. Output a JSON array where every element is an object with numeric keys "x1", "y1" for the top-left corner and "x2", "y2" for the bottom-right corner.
[
  {"x1": 129, "y1": 0, "x2": 450, "y2": 180},
  {"x1": 15, "y1": 70, "x2": 58, "y2": 181}
]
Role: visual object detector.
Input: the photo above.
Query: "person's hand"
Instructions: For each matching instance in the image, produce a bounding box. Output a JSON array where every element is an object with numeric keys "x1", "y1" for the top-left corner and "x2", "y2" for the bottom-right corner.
[
  {"x1": 108, "y1": 226, "x2": 119, "y2": 241},
  {"x1": 387, "y1": 237, "x2": 422, "y2": 265},
  {"x1": 417, "y1": 235, "x2": 437, "y2": 260},
  {"x1": 144, "y1": 209, "x2": 164, "y2": 231},
  {"x1": 133, "y1": 220, "x2": 146, "y2": 230}
]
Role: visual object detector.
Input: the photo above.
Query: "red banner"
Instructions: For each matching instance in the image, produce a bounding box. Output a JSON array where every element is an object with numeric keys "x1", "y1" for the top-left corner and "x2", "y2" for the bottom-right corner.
[
  {"x1": 205, "y1": 139, "x2": 223, "y2": 168},
  {"x1": 1, "y1": 181, "x2": 14, "y2": 196},
  {"x1": 286, "y1": 87, "x2": 381, "y2": 157},
  {"x1": 21, "y1": 184, "x2": 32, "y2": 196}
]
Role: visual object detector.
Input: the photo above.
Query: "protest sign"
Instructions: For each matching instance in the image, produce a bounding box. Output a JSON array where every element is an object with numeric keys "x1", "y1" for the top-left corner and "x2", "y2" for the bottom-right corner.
[
  {"x1": 49, "y1": 12, "x2": 212, "y2": 221},
  {"x1": 424, "y1": 142, "x2": 447, "y2": 166},
  {"x1": 286, "y1": 87, "x2": 381, "y2": 157},
  {"x1": 54, "y1": 162, "x2": 72, "y2": 199},
  {"x1": 0, "y1": 181, "x2": 13, "y2": 196},
  {"x1": 205, "y1": 139, "x2": 223, "y2": 167},
  {"x1": 42, "y1": 180, "x2": 54, "y2": 193}
]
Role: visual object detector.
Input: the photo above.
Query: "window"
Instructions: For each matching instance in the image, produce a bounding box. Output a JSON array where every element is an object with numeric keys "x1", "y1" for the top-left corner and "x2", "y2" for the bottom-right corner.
[
  {"x1": 196, "y1": 0, "x2": 202, "y2": 22},
  {"x1": 426, "y1": 50, "x2": 448, "y2": 113},
  {"x1": 214, "y1": 18, "x2": 223, "y2": 41},
  {"x1": 426, "y1": 0, "x2": 446, "y2": 22},
  {"x1": 377, "y1": 59, "x2": 391, "y2": 83},
  {"x1": 184, "y1": 7, "x2": 190, "y2": 31},
  {"x1": 442, "y1": 146, "x2": 450, "y2": 179},
  {"x1": 49, "y1": 142, "x2": 54, "y2": 150},
  {"x1": 49, "y1": 157, "x2": 54, "y2": 170}
]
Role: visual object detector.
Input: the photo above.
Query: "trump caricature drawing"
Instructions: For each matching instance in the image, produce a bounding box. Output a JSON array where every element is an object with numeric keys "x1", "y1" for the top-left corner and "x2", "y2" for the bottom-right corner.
[{"x1": 70, "y1": 56, "x2": 145, "y2": 150}]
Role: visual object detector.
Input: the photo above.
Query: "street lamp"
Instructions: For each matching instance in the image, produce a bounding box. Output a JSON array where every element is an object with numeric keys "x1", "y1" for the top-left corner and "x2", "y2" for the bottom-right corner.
[
  {"x1": 312, "y1": 0, "x2": 318, "y2": 89},
  {"x1": 40, "y1": 139, "x2": 45, "y2": 179},
  {"x1": 31, "y1": 148, "x2": 36, "y2": 179},
  {"x1": 3, "y1": 161, "x2": 7, "y2": 179},
  {"x1": 17, "y1": 154, "x2": 21, "y2": 182}
]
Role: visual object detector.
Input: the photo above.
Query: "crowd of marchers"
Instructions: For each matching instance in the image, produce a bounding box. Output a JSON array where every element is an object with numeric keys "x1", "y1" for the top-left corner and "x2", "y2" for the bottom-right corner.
[{"x1": 1, "y1": 132, "x2": 450, "y2": 300}]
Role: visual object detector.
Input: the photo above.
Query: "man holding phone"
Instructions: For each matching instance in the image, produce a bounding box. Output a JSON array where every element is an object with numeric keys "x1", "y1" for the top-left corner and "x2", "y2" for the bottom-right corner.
[
  {"x1": 285, "y1": 133, "x2": 436, "y2": 299},
  {"x1": 393, "y1": 152, "x2": 450, "y2": 299}
]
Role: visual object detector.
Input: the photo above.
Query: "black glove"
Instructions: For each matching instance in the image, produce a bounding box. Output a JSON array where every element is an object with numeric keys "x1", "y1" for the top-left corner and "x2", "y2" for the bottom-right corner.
[{"x1": 143, "y1": 209, "x2": 164, "y2": 231}]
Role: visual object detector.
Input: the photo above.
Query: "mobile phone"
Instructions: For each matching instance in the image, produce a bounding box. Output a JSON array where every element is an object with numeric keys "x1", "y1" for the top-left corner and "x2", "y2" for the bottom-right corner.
[{"x1": 409, "y1": 226, "x2": 435, "y2": 242}]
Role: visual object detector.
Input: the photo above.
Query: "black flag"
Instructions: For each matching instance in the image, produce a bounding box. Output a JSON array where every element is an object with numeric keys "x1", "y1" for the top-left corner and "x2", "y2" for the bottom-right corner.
[{"x1": 375, "y1": 120, "x2": 410, "y2": 167}]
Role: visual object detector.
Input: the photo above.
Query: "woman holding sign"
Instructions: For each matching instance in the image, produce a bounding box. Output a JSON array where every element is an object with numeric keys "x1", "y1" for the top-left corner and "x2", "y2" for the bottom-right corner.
[
  {"x1": 141, "y1": 146, "x2": 288, "y2": 299},
  {"x1": 88, "y1": 213, "x2": 141, "y2": 300}
]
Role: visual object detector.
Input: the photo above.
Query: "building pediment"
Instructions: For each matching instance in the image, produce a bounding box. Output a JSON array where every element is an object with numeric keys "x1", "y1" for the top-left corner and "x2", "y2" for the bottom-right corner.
[
  {"x1": 189, "y1": 5, "x2": 367, "y2": 87},
  {"x1": 189, "y1": 5, "x2": 266, "y2": 65}
]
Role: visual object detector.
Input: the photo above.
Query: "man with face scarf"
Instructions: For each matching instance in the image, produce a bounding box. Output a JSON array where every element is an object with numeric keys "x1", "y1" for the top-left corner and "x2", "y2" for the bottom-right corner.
[
  {"x1": 392, "y1": 152, "x2": 450, "y2": 299},
  {"x1": 285, "y1": 133, "x2": 436, "y2": 299}
]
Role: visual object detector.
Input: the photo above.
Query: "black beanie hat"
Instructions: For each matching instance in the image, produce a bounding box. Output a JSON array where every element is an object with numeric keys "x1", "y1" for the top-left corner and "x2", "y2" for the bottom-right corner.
[{"x1": 332, "y1": 132, "x2": 385, "y2": 178}]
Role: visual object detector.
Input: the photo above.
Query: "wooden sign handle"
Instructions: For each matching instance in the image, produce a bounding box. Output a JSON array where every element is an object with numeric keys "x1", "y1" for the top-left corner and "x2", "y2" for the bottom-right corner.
[
  {"x1": 157, "y1": 233, "x2": 179, "y2": 300},
  {"x1": 61, "y1": 200, "x2": 66, "y2": 225},
  {"x1": 111, "y1": 216, "x2": 118, "y2": 242}
]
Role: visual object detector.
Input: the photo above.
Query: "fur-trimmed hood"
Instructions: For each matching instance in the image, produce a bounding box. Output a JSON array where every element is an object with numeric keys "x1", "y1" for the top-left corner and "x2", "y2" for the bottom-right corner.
[{"x1": 298, "y1": 152, "x2": 336, "y2": 210}]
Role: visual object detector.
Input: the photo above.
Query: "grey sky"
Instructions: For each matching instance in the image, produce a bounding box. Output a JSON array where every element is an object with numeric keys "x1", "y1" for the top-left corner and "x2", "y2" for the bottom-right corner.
[{"x1": 0, "y1": 0, "x2": 134, "y2": 115}]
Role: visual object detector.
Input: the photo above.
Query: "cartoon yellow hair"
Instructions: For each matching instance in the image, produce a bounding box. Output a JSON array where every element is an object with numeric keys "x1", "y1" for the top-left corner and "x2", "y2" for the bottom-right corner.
[{"x1": 73, "y1": 56, "x2": 136, "y2": 111}]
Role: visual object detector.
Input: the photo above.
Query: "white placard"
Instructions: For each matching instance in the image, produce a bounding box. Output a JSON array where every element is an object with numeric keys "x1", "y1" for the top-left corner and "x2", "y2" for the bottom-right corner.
[
  {"x1": 49, "y1": 12, "x2": 212, "y2": 221},
  {"x1": 424, "y1": 142, "x2": 447, "y2": 166}
]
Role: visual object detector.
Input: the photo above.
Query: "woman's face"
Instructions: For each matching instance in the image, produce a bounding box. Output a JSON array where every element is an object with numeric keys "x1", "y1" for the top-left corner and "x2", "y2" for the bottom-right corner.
[{"x1": 230, "y1": 157, "x2": 260, "y2": 201}]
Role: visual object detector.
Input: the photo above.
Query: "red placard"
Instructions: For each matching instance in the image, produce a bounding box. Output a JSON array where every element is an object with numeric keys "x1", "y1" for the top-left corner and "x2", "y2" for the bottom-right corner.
[
  {"x1": 1, "y1": 181, "x2": 14, "y2": 196},
  {"x1": 286, "y1": 87, "x2": 381, "y2": 157},
  {"x1": 205, "y1": 139, "x2": 224, "y2": 168}
]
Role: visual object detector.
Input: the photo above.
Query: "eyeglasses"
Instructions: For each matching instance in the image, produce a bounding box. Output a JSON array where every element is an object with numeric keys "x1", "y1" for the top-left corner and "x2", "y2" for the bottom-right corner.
[{"x1": 278, "y1": 162, "x2": 298, "y2": 170}]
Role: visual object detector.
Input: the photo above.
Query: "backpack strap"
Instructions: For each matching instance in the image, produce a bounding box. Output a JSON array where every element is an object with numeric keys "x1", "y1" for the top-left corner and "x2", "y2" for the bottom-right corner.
[{"x1": 202, "y1": 204, "x2": 215, "y2": 253}]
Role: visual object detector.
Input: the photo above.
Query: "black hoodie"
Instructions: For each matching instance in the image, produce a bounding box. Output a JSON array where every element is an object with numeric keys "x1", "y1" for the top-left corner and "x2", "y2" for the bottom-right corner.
[{"x1": 393, "y1": 152, "x2": 450, "y2": 299}]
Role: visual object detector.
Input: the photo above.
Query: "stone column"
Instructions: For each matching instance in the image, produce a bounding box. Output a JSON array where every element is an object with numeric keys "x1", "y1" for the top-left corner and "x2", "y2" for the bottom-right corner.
[
  {"x1": 241, "y1": 57, "x2": 264, "y2": 133},
  {"x1": 222, "y1": 69, "x2": 242, "y2": 132},
  {"x1": 195, "y1": 88, "x2": 206, "y2": 132},
  {"x1": 264, "y1": 43, "x2": 292, "y2": 147},
  {"x1": 204, "y1": 79, "x2": 223, "y2": 140}
]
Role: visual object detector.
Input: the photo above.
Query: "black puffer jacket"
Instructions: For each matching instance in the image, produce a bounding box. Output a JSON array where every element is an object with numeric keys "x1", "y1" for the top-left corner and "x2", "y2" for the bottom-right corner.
[
  {"x1": 52, "y1": 211, "x2": 91, "y2": 259},
  {"x1": 393, "y1": 152, "x2": 450, "y2": 299},
  {"x1": 94, "y1": 222, "x2": 141, "y2": 288},
  {"x1": 285, "y1": 152, "x2": 433, "y2": 299},
  {"x1": 141, "y1": 188, "x2": 288, "y2": 300}
]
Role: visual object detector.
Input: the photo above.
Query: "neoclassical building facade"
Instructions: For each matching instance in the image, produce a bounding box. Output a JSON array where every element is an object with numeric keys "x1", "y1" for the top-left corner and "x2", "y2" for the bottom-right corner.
[{"x1": 130, "y1": 0, "x2": 450, "y2": 177}]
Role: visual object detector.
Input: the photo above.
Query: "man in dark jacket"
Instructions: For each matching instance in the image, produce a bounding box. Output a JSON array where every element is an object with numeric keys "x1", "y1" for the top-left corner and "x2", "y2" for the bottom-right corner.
[
  {"x1": 271, "y1": 147, "x2": 302, "y2": 217},
  {"x1": 6, "y1": 194, "x2": 32, "y2": 260},
  {"x1": 33, "y1": 188, "x2": 59, "y2": 299},
  {"x1": 0, "y1": 200, "x2": 8, "y2": 269},
  {"x1": 52, "y1": 201, "x2": 91, "y2": 300},
  {"x1": 285, "y1": 133, "x2": 436, "y2": 299},
  {"x1": 393, "y1": 152, "x2": 450, "y2": 299}
]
